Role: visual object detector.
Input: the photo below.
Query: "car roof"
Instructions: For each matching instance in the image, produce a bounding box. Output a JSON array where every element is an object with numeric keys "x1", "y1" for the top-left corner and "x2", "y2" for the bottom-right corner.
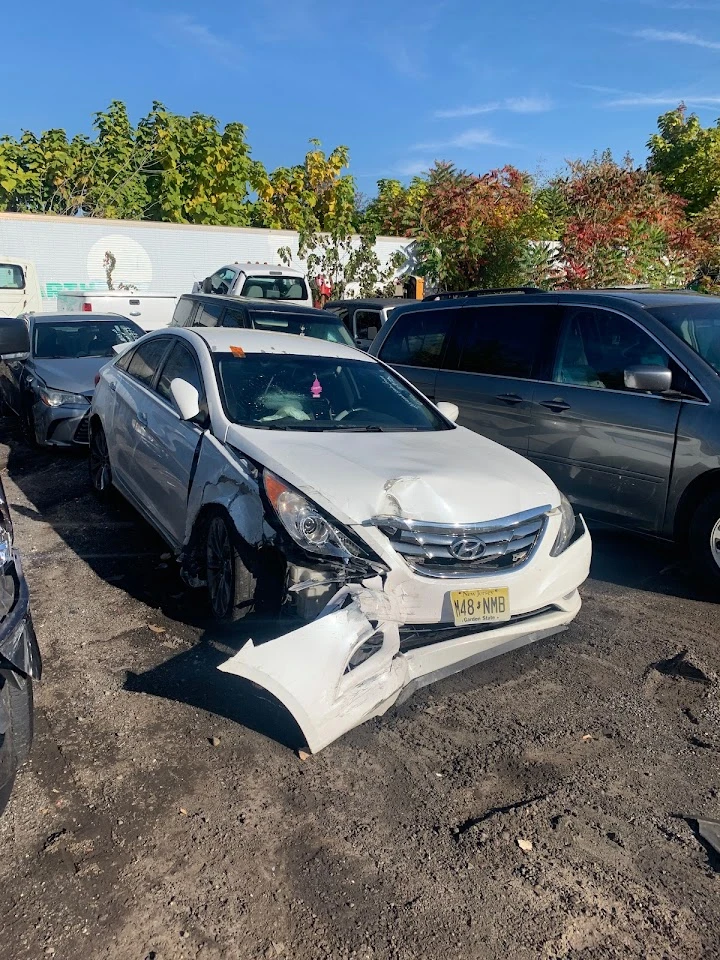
[
  {"x1": 182, "y1": 327, "x2": 374, "y2": 361},
  {"x1": 561, "y1": 289, "x2": 717, "y2": 307},
  {"x1": 326, "y1": 298, "x2": 406, "y2": 309},
  {"x1": 181, "y1": 293, "x2": 329, "y2": 319},
  {"x1": 219, "y1": 263, "x2": 304, "y2": 276},
  {"x1": 29, "y1": 312, "x2": 130, "y2": 323}
]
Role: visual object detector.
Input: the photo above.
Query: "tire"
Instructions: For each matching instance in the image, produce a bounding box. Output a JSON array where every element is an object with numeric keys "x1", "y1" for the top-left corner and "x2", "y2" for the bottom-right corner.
[
  {"x1": 89, "y1": 421, "x2": 113, "y2": 500},
  {"x1": 688, "y1": 490, "x2": 720, "y2": 588},
  {"x1": 0, "y1": 668, "x2": 34, "y2": 818},
  {"x1": 204, "y1": 511, "x2": 257, "y2": 622}
]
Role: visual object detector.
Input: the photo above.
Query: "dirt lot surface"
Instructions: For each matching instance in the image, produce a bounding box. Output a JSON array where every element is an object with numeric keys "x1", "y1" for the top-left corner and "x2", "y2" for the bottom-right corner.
[{"x1": 0, "y1": 419, "x2": 719, "y2": 960}]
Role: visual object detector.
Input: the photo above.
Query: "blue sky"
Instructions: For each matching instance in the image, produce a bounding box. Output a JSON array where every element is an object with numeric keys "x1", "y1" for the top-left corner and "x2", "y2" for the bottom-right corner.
[{"x1": 3, "y1": 0, "x2": 720, "y2": 192}]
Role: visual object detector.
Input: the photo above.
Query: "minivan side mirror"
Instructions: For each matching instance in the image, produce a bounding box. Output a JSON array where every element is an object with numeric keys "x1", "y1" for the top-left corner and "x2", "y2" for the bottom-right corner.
[
  {"x1": 436, "y1": 401, "x2": 460, "y2": 423},
  {"x1": 624, "y1": 365, "x2": 672, "y2": 393},
  {"x1": 0, "y1": 317, "x2": 30, "y2": 359},
  {"x1": 170, "y1": 378, "x2": 201, "y2": 421}
]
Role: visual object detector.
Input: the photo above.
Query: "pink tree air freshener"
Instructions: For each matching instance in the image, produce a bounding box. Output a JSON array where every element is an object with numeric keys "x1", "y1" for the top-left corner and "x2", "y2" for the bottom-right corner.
[{"x1": 310, "y1": 375, "x2": 322, "y2": 398}]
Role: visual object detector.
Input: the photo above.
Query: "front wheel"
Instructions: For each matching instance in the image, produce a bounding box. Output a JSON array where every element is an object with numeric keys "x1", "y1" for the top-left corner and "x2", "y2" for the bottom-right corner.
[
  {"x1": 89, "y1": 422, "x2": 113, "y2": 500},
  {"x1": 205, "y1": 512, "x2": 256, "y2": 621},
  {"x1": 688, "y1": 490, "x2": 720, "y2": 588}
]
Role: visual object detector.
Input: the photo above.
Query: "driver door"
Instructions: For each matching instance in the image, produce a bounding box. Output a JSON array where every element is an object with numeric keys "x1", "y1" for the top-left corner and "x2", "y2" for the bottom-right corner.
[{"x1": 529, "y1": 306, "x2": 682, "y2": 532}]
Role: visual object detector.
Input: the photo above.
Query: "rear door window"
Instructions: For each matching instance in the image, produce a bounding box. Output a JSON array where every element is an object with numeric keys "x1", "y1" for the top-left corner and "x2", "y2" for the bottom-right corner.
[
  {"x1": 378, "y1": 309, "x2": 451, "y2": 368},
  {"x1": 445, "y1": 305, "x2": 560, "y2": 379},
  {"x1": 193, "y1": 301, "x2": 225, "y2": 328},
  {"x1": 220, "y1": 306, "x2": 248, "y2": 328},
  {"x1": 126, "y1": 338, "x2": 171, "y2": 387}
]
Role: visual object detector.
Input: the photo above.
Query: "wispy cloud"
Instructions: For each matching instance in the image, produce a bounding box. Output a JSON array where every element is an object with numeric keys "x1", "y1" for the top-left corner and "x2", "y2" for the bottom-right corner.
[
  {"x1": 433, "y1": 96, "x2": 553, "y2": 119},
  {"x1": 631, "y1": 28, "x2": 720, "y2": 50},
  {"x1": 162, "y1": 14, "x2": 240, "y2": 65},
  {"x1": 412, "y1": 128, "x2": 511, "y2": 150},
  {"x1": 396, "y1": 160, "x2": 433, "y2": 177},
  {"x1": 605, "y1": 93, "x2": 720, "y2": 106}
]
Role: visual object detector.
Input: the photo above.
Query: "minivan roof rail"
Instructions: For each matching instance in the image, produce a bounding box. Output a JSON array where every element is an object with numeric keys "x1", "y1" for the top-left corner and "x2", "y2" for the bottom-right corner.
[{"x1": 423, "y1": 287, "x2": 545, "y2": 301}]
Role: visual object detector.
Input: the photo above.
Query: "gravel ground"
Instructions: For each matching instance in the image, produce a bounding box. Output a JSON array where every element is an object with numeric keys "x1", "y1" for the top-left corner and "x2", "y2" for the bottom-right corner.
[{"x1": 0, "y1": 416, "x2": 718, "y2": 960}]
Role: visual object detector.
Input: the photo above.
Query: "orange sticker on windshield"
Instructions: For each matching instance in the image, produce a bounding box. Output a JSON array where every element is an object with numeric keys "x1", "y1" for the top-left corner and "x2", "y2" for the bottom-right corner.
[{"x1": 230, "y1": 345, "x2": 245, "y2": 357}]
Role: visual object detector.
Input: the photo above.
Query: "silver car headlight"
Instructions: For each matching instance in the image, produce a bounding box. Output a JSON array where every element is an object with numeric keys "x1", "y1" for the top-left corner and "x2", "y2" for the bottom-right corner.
[
  {"x1": 550, "y1": 494, "x2": 577, "y2": 557},
  {"x1": 264, "y1": 470, "x2": 368, "y2": 561},
  {"x1": 38, "y1": 385, "x2": 90, "y2": 407}
]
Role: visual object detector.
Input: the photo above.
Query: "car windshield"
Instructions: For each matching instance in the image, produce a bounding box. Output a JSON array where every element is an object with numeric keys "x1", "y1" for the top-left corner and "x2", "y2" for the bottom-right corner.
[
  {"x1": 33, "y1": 320, "x2": 143, "y2": 359},
  {"x1": 240, "y1": 275, "x2": 308, "y2": 301},
  {"x1": 649, "y1": 303, "x2": 720, "y2": 375},
  {"x1": 248, "y1": 310, "x2": 355, "y2": 347},
  {"x1": 214, "y1": 353, "x2": 451, "y2": 432}
]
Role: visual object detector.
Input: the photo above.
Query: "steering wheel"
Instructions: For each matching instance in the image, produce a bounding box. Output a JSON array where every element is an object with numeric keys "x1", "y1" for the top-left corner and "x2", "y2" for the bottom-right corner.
[{"x1": 336, "y1": 406, "x2": 373, "y2": 421}]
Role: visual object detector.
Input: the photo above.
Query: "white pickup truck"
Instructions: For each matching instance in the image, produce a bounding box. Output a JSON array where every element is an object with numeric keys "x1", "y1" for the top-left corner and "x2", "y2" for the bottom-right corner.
[
  {"x1": 56, "y1": 290, "x2": 178, "y2": 331},
  {"x1": 194, "y1": 262, "x2": 313, "y2": 308},
  {"x1": 0, "y1": 259, "x2": 42, "y2": 316}
]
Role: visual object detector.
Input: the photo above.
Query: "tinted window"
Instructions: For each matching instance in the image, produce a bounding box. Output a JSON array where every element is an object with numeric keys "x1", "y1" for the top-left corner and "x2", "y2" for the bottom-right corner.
[
  {"x1": 378, "y1": 309, "x2": 450, "y2": 368},
  {"x1": 115, "y1": 345, "x2": 135, "y2": 372},
  {"x1": 157, "y1": 342, "x2": 208, "y2": 417},
  {"x1": 325, "y1": 306, "x2": 351, "y2": 333},
  {"x1": 127, "y1": 339, "x2": 170, "y2": 387},
  {"x1": 193, "y1": 301, "x2": 224, "y2": 328},
  {"x1": 220, "y1": 307, "x2": 247, "y2": 329},
  {"x1": 554, "y1": 307, "x2": 668, "y2": 391},
  {"x1": 649, "y1": 302, "x2": 720, "y2": 376},
  {"x1": 214, "y1": 353, "x2": 450, "y2": 432},
  {"x1": 248, "y1": 310, "x2": 354, "y2": 346},
  {"x1": 33, "y1": 320, "x2": 142, "y2": 359},
  {"x1": 172, "y1": 298, "x2": 196, "y2": 327},
  {"x1": 355, "y1": 310, "x2": 381, "y2": 341},
  {"x1": 449, "y1": 305, "x2": 556, "y2": 379}
]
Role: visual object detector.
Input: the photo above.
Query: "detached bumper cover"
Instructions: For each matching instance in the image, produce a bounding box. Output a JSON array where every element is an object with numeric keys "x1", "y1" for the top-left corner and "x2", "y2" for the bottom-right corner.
[{"x1": 219, "y1": 521, "x2": 591, "y2": 753}]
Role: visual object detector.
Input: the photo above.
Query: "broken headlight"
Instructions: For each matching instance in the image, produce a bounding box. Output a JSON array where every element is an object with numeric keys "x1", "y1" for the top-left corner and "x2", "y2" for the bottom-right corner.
[
  {"x1": 264, "y1": 470, "x2": 368, "y2": 561},
  {"x1": 550, "y1": 494, "x2": 576, "y2": 557},
  {"x1": 38, "y1": 384, "x2": 90, "y2": 407}
]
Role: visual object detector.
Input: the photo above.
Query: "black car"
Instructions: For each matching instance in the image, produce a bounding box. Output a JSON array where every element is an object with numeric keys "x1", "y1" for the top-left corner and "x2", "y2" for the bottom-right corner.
[
  {"x1": 0, "y1": 471, "x2": 41, "y2": 815},
  {"x1": 370, "y1": 286, "x2": 720, "y2": 584},
  {"x1": 170, "y1": 293, "x2": 355, "y2": 347}
]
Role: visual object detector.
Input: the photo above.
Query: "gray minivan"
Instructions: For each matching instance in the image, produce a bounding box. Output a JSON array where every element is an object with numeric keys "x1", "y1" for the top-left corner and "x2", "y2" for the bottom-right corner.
[{"x1": 369, "y1": 289, "x2": 720, "y2": 585}]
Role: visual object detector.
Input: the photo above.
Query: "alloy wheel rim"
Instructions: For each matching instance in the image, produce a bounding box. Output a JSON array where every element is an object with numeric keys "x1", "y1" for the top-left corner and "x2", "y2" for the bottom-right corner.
[
  {"x1": 207, "y1": 518, "x2": 233, "y2": 617},
  {"x1": 711, "y1": 517, "x2": 720, "y2": 571},
  {"x1": 90, "y1": 429, "x2": 111, "y2": 491}
]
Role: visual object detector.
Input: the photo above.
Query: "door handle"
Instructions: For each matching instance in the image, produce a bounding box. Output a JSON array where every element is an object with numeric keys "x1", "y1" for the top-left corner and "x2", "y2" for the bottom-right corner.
[
  {"x1": 136, "y1": 411, "x2": 148, "y2": 425},
  {"x1": 110, "y1": 381, "x2": 117, "y2": 392},
  {"x1": 539, "y1": 398, "x2": 570, "y2": 413},
  {"x1": 496, "y1": 393, "x2": 524, "y2": 405}
]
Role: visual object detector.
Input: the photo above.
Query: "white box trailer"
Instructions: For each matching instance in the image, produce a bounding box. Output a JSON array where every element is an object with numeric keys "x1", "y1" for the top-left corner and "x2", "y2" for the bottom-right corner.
[{"x1": 0, "y1": 212, "x2": 409, "y2": 312}]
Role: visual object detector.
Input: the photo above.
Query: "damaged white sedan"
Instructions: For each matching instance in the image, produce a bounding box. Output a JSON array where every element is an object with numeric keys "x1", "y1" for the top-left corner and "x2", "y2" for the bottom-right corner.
[{"x1": 89, "y1": 328, "x2": 592, "y2": 752}]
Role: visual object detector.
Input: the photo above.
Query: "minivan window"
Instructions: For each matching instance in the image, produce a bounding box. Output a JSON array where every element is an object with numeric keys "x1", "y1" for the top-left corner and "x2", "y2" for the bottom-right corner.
[
  {"x1": 448, "y1": 305, "x2": 557, "y2": 379},
  {"x1": 648, "y1": 303, "x2": 720, "y2": 376},
  {"x1": 554, "y1": 307, "x2": 668, "y2": 391},
  {"x1": 378, "y1": 309, "x2": 450, "y2": 368},
  {"x1": 172, "y1": 298, "x2": 196, "y2": 327}
]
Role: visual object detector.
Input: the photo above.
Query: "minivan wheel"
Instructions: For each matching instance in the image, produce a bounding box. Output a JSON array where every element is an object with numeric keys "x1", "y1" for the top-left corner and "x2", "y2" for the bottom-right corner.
[
  {"x1": 205, "y1": 512, "x2": 256, "y2": 621},
  {"x1": 688, "y1": 490, "x2": 720, "y2": 587},
  {"x1": 89, "y1": 423, "x2": 113, "y2": 499}
]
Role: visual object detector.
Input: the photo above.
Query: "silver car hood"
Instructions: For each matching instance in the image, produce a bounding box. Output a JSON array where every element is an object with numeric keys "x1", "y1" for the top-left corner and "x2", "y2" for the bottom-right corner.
[{"x1": 30, "y1": 357, "x2": 108, "y2": 396}]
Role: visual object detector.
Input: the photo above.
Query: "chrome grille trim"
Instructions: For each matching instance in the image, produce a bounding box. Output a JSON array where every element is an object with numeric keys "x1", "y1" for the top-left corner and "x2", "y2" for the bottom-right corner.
[{"x1": 367, "y1": 504, "x2": 552, "y2": 578}]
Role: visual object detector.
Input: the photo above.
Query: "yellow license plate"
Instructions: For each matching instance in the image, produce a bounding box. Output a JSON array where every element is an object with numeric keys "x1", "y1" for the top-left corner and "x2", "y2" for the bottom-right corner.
[{"x1": 450, "y1": 587, "x2": 511, "y2": 626}]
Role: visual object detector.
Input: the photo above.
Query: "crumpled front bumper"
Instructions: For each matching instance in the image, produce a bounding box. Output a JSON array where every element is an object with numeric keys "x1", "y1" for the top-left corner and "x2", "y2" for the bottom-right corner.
[
  {"x1": 219, "y1": 518, "x2": 591, "y2": 753},
  {"x1": 31, "y1": 398, "x2": 90, "y2": 447}
]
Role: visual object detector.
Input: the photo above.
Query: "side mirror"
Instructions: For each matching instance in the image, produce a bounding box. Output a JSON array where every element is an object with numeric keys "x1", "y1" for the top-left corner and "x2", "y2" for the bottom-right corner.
[
  {"x1": 0, "y1": 317, "x2": 30, "y2": 359},
  {"x1": 624, "y1": 365, "x2": 672, "y2": 393},
  {"x1": 170, "y1": 378, "x2": 201, "y2": 421},
  {"x1": 436, "y1": 401, "x2": 459, "y2": 423}
]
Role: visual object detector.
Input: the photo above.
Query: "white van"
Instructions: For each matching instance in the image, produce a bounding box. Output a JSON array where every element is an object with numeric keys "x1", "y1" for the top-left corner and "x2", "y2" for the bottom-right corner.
[
  {"x1": 0, "y1": 259, "x2": 42, "y2": 316},
  {"x1": 194, "y1": 263, "x2": 313, "y2": 308},
  {"x1": 56, "y1": 291, "x2": 178, "y2": 331}
]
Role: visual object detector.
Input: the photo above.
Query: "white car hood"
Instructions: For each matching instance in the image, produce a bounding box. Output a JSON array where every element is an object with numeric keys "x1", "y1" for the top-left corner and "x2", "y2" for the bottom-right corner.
[{"x1": 225, "y1": 424, "x2": 559, "y2": 525}]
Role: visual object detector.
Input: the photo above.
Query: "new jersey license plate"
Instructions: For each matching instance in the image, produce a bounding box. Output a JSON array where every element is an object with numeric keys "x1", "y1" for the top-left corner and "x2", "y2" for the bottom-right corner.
[{"x1": 450, "y1": 587, "x2": 511, "y2": 626}]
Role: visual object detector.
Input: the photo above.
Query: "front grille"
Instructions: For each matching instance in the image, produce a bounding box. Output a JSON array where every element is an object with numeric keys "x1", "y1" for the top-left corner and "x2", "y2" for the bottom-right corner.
[
  {"x1": 368, "y1": 504, "x2": 551, "y2": 578},
  {"x1": 399, "y1": 605, "x2": 557, "y2": 651},
  {"x1": 74, "y1": 414, "x2": 90, "y2": 444}
]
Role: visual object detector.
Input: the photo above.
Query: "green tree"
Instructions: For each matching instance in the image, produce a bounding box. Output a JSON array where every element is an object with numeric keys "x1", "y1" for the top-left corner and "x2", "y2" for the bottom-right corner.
[
  {"x1": 647, "y1": 106, "x2": 720, "y2": 214},
  {"x1": 361, "y1": 177, "x2": 427, "y2": 236}
]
